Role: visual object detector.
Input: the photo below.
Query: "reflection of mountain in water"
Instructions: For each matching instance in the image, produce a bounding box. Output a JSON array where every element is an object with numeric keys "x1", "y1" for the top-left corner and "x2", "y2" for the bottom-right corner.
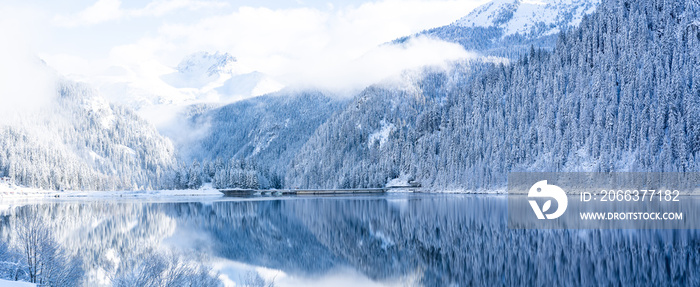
[
  {"x1": 167, "y1": 195, "x2": 700, "y2": 286},
  {"x1": 2, "y1": 195, "x2": 700, "y2": 286},
  {"x1": 168, "y1": 200, "x2": 343, "y2": 274}
]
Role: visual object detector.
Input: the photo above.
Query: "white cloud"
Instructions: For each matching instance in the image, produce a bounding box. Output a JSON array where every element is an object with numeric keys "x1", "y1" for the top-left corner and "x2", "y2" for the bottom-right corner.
[
  {"x1": 38, "y1": 0, "x2": 490, "y2": 106},
  {"x1": 134, "y1": 0, "x2": 229, "y2": 17},
  {"x1": 292, "y1": 35, "x2": 477, "y2": 92},
  {"x1": 53, "y1": 0, "x2": 228, "y2": 27},
  {"x1": 99, "y1": 0, "x2": 487, "y2": 93},
  {"x1": 53, "y1": 0, "x2": 123, "y2": 27},
  {"x1": 0, "y1": 6, "x2": 57, "y2": 125}
]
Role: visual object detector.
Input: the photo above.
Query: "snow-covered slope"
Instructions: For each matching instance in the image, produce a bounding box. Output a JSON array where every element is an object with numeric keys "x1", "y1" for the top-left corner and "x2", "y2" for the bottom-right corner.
[
  {"x1": 187, "y1": 90, "x2": 345, "y2": 184},
  {"x1": 454, "y1": 0, "x2": 599, "y2": 37},
  {"x1": 162, "y1": 51, "x2": 240, "y2": 90},
  {"x1": 160, "y1": 51, "x2": 284, "y2": 102},
  {"x1": 89, "y1": 51, "x2": 285, "y2": 148},
  {"x1": 395, "y1": 0, "x2": 600, "y2": 57},
  {"x1": 0, "y1": 279, "x2": 35, "y2": 287},
  {"x1": 93, "y1": 51, "x2": 283, "y2": 122},
  {"x1": 215, "y1": 71, "x2": 285, "y2": 102},
  {"x1": 290, "y1": 0, "x2": 700, "y2": 189},
  {"x1": 0, "y1": 79, "x2": 178, "y2": 191}
]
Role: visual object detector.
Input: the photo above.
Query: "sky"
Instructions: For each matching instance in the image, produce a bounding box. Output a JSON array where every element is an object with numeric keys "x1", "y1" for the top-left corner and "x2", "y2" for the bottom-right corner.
[{"x1": 0, "y1": 0, "x2": 489, "y2": 103}]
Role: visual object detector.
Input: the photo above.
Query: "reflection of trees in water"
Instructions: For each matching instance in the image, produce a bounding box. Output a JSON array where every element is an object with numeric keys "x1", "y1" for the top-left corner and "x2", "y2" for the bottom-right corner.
[
  {"x1": 285, "y1": 196, "x2": 700, "y2": 286},
  {"x1": 182, "y1": 196, "x2": 700, "y2": 286},
  {"x1": 168, "y1": 200, "x2": 343, "y2": 275},
  {"x1": 1, "y1": 197, "x2": 699, "y2": 286},
  {"x1": 0, "y1": 202, "x2": 220, "y2": 286},
  {"x1": 0, "y1": 215, "x2": 84, "y2": 286},
  {"x1": 284, "y1": 196, "x2": 507, "y2": 285},
  {"x1": 112, "y1": 248, "x2": 219, "y2": 287}
]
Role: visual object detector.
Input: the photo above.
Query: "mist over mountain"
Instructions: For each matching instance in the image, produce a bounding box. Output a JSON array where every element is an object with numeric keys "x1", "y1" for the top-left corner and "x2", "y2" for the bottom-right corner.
[
  {"x1": 161, "y1": 51, "x2": 283, "y2": 102},
  {"x1": 181, "y1": 90, "x2": 346, "y2": 189},
  {"x1": 91, "y1": 51, "x2": 284, "y2": 134},
  {"x1": 0, "y1": 78, "x2": 177, "y2": 191},
  {"x1": 182, "y1": 0, "x2": 700, "y2": 191},
  {"x1": 163, "y1": 51, "x2": 239, "y2": 89},
  {"x1": 180, "y1": 0, "x2": 605, "y2": 190}
]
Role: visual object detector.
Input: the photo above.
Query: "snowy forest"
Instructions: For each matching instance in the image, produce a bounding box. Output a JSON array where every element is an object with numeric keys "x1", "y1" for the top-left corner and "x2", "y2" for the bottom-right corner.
[
  {"x1": 0, "y1": 0, "x2": 698, "y2": 191},
  {"x1": 0, "y1": 81, "x2": 176, "y2": 191},
  {"x1": 288, "y1": 0, "x2": 700, "y2": 189}
]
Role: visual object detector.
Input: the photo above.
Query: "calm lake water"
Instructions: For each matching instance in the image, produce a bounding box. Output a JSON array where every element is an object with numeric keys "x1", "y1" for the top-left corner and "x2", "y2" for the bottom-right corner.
[{"x1": 0, "y1": 193, "x2": 699, "y2": 286}]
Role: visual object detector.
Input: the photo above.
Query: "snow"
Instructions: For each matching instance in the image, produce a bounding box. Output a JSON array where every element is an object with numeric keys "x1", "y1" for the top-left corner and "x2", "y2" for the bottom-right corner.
[
  {"x1": 0, "y1": 279, "x2": 35, "y2": 287},
  {"x1": 454, "y1": 0, "x2": 600, "y2": 37},
  {"x1": 162, "y1": 51, "x2": 241, "y2": 90},
  {"x1": 251, "y1": 132, "x2": 279, "y2": 157},
  {"x1": 88, "y1": 150, "x2": 104, "y2": 163},
  {"x1": 156, "y1": 51, "x2": 283, "y2": 105},
  {"x1": 215, "y1": 71, "x2": 285, "y2": 102},
  {"x1": 82, "y1": 96, "x2": 115, "y2": 129},
  {"x1": 90, "y1": 51, "x2": 285, "y2": 130},
  {"x1": 252, "y1": 76, "x2": 286, "y2": 97},
  {"x1": 0, "y1": 181, "x2": 50, "y2": 199},
  {"x1": 210, "y1": 257, "x2": 411, "y2": 287},
  {"x1": 210, "y1": 258, "x2": 284, "y2": 287},
  {"x1": 385, "y1": 174, "x2": 411, "y2": 188},
  {"x1": 0, "y1": 181, "x2": 223, "y2": 200},
  {"x1": 368, "y1": 121, "x2": 394, "y2": 148}
]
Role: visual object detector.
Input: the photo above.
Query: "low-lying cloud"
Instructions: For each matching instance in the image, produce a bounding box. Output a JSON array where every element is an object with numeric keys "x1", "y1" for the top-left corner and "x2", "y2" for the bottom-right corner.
[
  {"x1": 52, "y1": 0, "x2": 228, "y2": 27},
  {"x1": 149, "y1": 1, "x2": 485, "y2": 93},
  {"x1": 40, "y1": 0, "x2": 488, "y2": 99},
  {"x1": 0, "y1": 6, "x2": 57, "y2": 126},
  {"x1": 288, "y1": 35, "x2": 477, "y2": 93}
]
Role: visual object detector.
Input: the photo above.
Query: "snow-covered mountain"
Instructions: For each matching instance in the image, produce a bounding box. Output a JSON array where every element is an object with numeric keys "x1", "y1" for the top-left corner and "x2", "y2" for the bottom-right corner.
[
  {"x1": 162, "y1": 51, "x2": 240, "y2": 90},
  {"x1": 184, "y1": 90, "x2": 346, "y2": 188},
  {"x1": 215, "y1": 71, "x2": 285, "y2": 101},
  {"x1": 288, "y1": 0, "x2": 700, "y2": 189},
  {"x1": 454, "y1": 0, "x2": 599, "y2": 38},
  {"x1": 160, "y1": 51, "x2": 284, "y2": 103},
  {"x1": 89, "y1": 51, "x2": 286, "y2": 150},
  {"x1": 93, "y1": 51, "x2": 283, "y2": 123},
  {"x1": 183, "y1": 0, "x2": 609, "y2": 190},
  {"x1": 396, "y1": 0, "x2": 600, "y2": 58},
  {"x1": 0, "y1": 78, "x2": 178, "y2": 191}
]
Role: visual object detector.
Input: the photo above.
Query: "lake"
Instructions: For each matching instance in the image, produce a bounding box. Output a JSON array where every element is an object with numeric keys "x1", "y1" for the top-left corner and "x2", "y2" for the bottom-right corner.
[{"x1": 0, "y1": 193, "x2": 698, "y2": 286}]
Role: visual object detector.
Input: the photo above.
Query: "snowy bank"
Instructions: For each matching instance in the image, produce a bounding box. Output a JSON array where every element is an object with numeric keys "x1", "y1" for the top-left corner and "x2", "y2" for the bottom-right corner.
[
  {"x1": 0, "y1": 181, "x2": 223, "y2": 200},
  {"x1": 0, "y1": 279, "x2": 35, "y2": 287}
]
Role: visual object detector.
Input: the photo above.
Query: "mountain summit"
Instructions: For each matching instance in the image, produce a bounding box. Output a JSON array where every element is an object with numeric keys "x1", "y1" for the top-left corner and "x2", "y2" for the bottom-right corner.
[
  {"x1": 177, "y1": 51, "x2": 237, "y2": 77},
  {"x1": 394, "y1": 0, "x2": 600, "y2": 57},
  {"x1": 161, "y1": 51, "x2": 283, "y2": 102},
  {"x1": 454, "y1": 0, "x2": 599, "y2": 38},
  {"x1": 163, "y1": 51, "x2": 239, "y2": 89}
]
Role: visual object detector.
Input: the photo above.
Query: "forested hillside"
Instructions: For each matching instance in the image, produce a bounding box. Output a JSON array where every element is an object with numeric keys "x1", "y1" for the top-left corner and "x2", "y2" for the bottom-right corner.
[
  {"x1": 0, "y1": 80, "x2": 177, "y2": 190},
  {"x1": 183, "y1": 90, "x2": 345, "y2": 189},
  {"x1": 288, "y1": 0, "x2": 700, "y2": 190}
]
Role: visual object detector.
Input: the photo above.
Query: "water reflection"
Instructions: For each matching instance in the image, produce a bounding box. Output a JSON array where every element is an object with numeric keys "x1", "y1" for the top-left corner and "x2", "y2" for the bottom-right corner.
[{"x1": 0, "y1": 194, "x2": 698, "y2": 286}]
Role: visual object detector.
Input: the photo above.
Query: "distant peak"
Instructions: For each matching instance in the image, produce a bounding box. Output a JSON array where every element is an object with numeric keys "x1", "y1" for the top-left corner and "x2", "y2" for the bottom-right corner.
[{"x1": 176, "y1": 51, "x2": 237, "y2": 76}]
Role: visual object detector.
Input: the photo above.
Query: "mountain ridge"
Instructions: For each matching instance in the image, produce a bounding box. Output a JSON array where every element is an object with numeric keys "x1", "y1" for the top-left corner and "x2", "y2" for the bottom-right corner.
[{"x1": 454, "y1": 0, "x2": 599, "y2": 38}]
